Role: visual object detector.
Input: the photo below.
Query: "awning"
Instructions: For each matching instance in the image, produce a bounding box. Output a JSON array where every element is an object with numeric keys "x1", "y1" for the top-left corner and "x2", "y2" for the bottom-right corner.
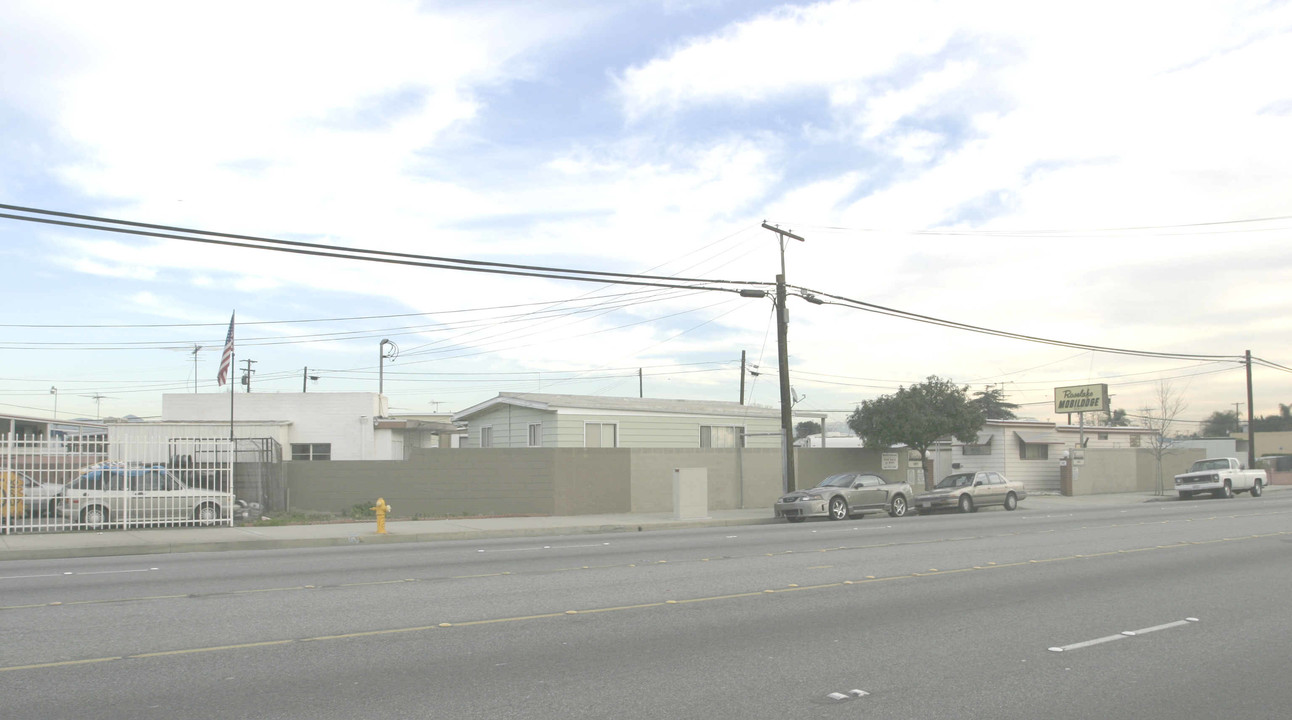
[
  {"x1": 972, "y1": 433, "x2": 994, "y2": 445},
  {"x1": 1014, "y1": 430, "x2": 1065, "y2": 444}
]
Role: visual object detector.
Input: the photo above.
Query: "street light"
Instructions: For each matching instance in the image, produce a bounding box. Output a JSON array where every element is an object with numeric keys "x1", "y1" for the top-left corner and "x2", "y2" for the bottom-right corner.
[
  {"x1": 50, "y1": 385, "x2": 58, "y2": 420},
  {"x1": 379, "y1": 339, "x2": 398, "y2": 397}
]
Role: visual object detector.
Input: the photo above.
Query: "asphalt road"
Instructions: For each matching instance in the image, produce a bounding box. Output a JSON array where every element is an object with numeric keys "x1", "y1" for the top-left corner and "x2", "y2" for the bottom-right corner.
[{"x1": 2, "y1": 494, "x2": 1289, "y2": 719}]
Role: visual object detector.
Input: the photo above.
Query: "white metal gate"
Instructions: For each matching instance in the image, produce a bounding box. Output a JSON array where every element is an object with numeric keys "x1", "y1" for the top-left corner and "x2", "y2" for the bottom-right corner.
[{"x1": 2, "y1": 435, "x2": 235, "y2": 534}]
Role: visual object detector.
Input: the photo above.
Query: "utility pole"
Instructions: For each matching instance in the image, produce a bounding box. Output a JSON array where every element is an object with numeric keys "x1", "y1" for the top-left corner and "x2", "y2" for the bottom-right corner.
[
  {"x1": 191, "y1": 345, "x2": 202, "y2": 393},
  {"x1": 639, "y1": 368, "x2": 643, "y2": 398},
  {"x1": 379, "y1": 339, "x2": 397, "y2": 396},
  {"x1": 762, "y1": 222, "x2": 806, "y2": 494},
  {"x1": 1245, "y1": 350, "x2": 1255, "y2": 470},
  {"x1": 739, "y1": 350, "x2": 747, "y2": 405},
  {"x1": 302, "y1": 367, "x2": 319, "y2": 392},
  {"x1": 240, "y1": 359, "x2": 257, "y2": 393}
]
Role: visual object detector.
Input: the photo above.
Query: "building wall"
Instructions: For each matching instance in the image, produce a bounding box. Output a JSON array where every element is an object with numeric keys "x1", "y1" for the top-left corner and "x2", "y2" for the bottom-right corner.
[
  {"x1": 463, "y1": 406, "x2": 782, "y2": 449},
  {"x1": 1067, "y1": 447, "x2": 1205, "y2": 494},
  {"x1": 1253, "y1": 431, "x2": 1292, "y2": 458},
  {"x1": 285, "y1": 448, "x2": 559, "y2": 517},
  {"x1": 279, "y1": 446, "x2": 901, "y2": 517},
  {"x1": 162, "y1": 393, "x2": 386, "y2": 460}
]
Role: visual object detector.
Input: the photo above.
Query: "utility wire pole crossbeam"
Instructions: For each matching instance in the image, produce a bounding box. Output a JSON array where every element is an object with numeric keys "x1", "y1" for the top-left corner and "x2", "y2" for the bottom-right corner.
[{"x1": 762, "y1": 222, "x2": 806, "y2": 495}]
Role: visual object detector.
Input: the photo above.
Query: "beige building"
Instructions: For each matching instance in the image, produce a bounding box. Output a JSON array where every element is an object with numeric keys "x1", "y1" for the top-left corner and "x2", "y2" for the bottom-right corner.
[{"x1": 453, "y1": 393, "x2": 783, "y2": 449}]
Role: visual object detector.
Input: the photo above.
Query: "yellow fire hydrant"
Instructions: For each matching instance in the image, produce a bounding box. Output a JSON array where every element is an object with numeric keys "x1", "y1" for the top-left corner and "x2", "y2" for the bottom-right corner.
[{"x1": 371, "y1": 497, "x2": 391, "y2": 535}]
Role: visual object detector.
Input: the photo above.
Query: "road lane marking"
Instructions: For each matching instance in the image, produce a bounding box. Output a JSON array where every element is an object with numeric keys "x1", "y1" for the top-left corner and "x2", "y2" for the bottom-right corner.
[
  {"x1": 0, "y1": 529, "x2": 1274, "y2": 675},
  {"x1": 1049, "y1": 618, "x2": 1198, "y2": 652},
  {"x1": 0, "y1": 656, "x2": 121, "y2": 673}
]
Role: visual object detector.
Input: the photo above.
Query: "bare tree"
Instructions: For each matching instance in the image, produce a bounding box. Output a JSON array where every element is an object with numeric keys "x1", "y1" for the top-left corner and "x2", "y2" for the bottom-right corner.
[{"x1": 1140, "y1": 380, "x2": 1189, "y2": 495}]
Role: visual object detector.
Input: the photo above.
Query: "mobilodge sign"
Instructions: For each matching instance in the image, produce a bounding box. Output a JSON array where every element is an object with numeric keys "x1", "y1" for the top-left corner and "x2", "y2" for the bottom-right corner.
[{"x1": 1054, "y1": 384, "x2": 1109, "y2": 414}]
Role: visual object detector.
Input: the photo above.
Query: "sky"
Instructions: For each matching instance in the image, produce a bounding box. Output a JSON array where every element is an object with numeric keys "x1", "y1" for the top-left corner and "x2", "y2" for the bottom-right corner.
[{"x1": 2, "y1": 0, "x2": 1290, "y2": 433}]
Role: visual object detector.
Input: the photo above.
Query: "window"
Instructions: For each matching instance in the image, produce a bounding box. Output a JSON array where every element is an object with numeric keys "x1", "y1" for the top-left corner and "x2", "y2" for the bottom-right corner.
[
  {"x1": 987, "y1": 472, "x2": 1005, "y2": 484},
  {"x1": 1129, "y1": 434, "x2": 1141, "y2": 447},
  {"x1": 964, "y1": 441, "x2": 992, "y2": 456},
  {"x1": 480, "y1": 427, "x2": 493, "y2": 448},
  {"x1": 1019, "y1": 442, "x2": 1048, "y2": 460},
  {"x1": 700, "y1": 425, "x2": 743, "y2": 448},
  {"x1": 585, "y1": 423, "x2": 617, "y2": 448},
  {"x1": 1098, "y1": 433, "x2": 1109, "y2": 441},
  {"x1": 291, "y1": 443, "x2": 332, "y2": 461},
  {"x1": 527, "y1": 423, "x2": 542, "y2": 447}
]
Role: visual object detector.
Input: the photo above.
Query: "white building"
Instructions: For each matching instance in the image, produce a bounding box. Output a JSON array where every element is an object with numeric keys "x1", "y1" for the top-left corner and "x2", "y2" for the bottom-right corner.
[
  {"x1": 108, "y1": 392, "x2": 449, "y2": 461},
  {"x1": 928, "y1": 419, "x2": 1157, "y2": 493}
]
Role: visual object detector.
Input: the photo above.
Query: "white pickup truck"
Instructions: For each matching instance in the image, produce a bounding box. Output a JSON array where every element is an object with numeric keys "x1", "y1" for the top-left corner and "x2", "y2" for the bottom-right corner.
[{"x1": 1174, "y1": 457, "x2": 1267, "y2": 500}]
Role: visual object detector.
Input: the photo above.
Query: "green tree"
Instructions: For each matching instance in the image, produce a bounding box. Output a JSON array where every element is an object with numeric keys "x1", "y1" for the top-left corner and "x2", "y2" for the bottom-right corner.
[
  {"x1": 969, "y1": 386, "x2": 1019, "y2": 420},
  {"x1": 1253, "y1": 403, "x2": 1292, "y2": 432},
  {"x1": 847, "y1": 376, "x2": 984, "y2": 491},
  {"x1": 1201, "y1": 410, "x2": 1241, "y2": 437},
  {"x1": 794, "y1": 420, "x2": 822, "y2": 440},
  {"x1": 1102, "y1": 408, "x2": 1131, "y2": 427}
]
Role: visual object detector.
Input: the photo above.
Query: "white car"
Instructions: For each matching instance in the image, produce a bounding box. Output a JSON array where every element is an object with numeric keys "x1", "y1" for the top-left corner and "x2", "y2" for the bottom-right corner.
[{"x1": 58, "y1": 466, "x2": 232, "y2": 528}]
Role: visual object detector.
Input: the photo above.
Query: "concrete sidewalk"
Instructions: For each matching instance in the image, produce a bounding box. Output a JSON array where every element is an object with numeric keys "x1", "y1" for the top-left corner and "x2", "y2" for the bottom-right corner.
[{"x1": 3, "y1": 486, "x2": 1285, "y2": 562}]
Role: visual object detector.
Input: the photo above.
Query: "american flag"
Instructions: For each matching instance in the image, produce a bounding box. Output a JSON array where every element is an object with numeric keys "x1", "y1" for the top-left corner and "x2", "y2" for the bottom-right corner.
[{"x1": 217, "y1": 313, "x2": 235, "y2": 386}]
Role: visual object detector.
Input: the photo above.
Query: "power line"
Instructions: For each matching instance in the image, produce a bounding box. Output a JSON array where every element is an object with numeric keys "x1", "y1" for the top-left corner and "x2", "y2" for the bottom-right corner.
[
  {"x1": 795, "y1": 284, "x2": 1243, "y2": 363},
  {"x1": 0, "y1": 204, "x2": 770, "y2": 293}
]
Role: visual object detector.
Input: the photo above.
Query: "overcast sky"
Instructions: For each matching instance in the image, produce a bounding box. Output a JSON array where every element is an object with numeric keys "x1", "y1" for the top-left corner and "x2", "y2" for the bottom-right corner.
[{"x1": 2, "y1": 0, "x2": 1290, "y2": 431}]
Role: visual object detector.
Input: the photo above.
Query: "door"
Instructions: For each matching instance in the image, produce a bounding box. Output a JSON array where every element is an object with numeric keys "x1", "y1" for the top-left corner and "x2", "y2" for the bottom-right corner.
[{"x1": 848, "y1": 474, "x2": 887, "y2": 511}]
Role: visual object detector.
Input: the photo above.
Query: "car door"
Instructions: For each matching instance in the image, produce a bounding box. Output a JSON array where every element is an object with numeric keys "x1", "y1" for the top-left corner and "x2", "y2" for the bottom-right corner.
[
  {"x1": 849, "y1": 474, "x2": 887, "y2": 511},
  {"x1": 978, "y1": 472, "x2": 1005, "y2": 506},
  {"x1": 969, "y1": 472, "x2": 996, "y2": 506}
]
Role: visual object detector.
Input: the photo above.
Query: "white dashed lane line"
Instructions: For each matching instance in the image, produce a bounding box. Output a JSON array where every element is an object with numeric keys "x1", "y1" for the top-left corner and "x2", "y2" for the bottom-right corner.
[{"x1": 1049, "y1": 618, "x2": 1198, "y2": 652}]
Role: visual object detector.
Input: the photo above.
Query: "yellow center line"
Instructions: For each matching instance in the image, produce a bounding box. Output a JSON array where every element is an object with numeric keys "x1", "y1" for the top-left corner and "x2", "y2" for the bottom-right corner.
[
  {"x1": 130, "y1": 639, "x2": 295, "y2": 658},
  {"x1": 0, "y1": 656, "x2": 121, "y2": 673}
]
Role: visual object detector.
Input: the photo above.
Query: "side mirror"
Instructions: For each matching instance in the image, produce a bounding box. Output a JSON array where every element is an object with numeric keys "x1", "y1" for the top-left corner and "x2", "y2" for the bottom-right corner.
[{"x1": 973, "y1": 480, "x2": 984, "y2": 487}]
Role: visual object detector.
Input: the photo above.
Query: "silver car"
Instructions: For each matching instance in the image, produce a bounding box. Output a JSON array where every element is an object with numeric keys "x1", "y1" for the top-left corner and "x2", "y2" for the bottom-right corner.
[
  {"x1": 775, "y1": 473, "x2": 914, "y2": 522},
  {"x1": 57, "y1": 466, "x2": 232, "y2": 528},
  {"x1": 914, "y1": 470, "x2": 1027, "y2": 513}
]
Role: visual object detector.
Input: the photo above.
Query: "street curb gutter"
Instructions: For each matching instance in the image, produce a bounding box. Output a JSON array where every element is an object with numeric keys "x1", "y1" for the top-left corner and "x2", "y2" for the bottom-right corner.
[{"x1": 0, "y1": 516, "x2": 785, "y2": 562}]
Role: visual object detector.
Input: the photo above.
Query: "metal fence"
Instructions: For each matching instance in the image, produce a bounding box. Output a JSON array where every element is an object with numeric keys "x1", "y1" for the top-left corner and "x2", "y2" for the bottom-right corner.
[{"x1": 2, "y1": 435, "x2": 238, "y2": 534}]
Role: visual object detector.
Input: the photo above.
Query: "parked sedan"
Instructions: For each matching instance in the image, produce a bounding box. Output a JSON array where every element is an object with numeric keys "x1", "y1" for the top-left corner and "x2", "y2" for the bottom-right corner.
[
  {"x1": 775, "y1": 473, "x2": 914, "y2": 522},
  {"x1": 57, "y1": 466, "x2": 232, "y2": 528},
  {"x1": 915, "y1": 470, "x2": 1027, "y2": 513}
]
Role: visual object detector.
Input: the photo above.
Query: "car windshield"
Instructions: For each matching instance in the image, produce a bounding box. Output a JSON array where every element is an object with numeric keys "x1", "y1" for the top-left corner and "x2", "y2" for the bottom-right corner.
[
  {"x1": 816, "y1": 474, "x2": 855, "y2": 488},
  {"x1": 936, "y1": 473, "x2": 974, "y2": 489}
]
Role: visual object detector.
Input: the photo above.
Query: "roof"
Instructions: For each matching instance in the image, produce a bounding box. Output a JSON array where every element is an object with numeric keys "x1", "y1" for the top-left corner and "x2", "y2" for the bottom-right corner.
[
  {"x1": 453, "y1": 392, "x2": 780, "y2": 422},
  {"x1": 1014, "y1": 430, "x2": 1066, "y2": 444}
]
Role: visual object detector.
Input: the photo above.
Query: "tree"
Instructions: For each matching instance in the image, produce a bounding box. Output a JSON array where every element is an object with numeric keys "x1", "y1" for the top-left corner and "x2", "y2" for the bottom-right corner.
[
  {"x1": 847, "y1": 376, "x2": 984, "y2": 491},
  {"x1": 1201, "y1": 410, "x2": 1241, "y2": 437},
  {"x1": 1252, "y1": 403, "x2": 1292, "y2": 432},
  {"x1": 969, "y1": 386, "x2": 1019, "y2": 420},
  {"x1": 1102, "y1": 408, "x2": 1131, "y2": 427},
  {"x1": 1141, "y1": 381, "x2": 1188, "y2": 496},
  {"x1": 794, "y1": 420, "x2": 822, "y2": 440}
]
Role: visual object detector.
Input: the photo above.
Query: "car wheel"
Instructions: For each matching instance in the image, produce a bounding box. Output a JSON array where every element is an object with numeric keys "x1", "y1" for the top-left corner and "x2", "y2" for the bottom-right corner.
[
  {"x1": 81, "y1": 506, "x2": 110, "y2": 529},
  {"x1": 888, "y1": 495, "x2": 908, "y2": 518},
  {"x1": 828, "y1": 496, "x2": 849, "y2": 521},
  {"x1": 958, "y1": 494, "x2": 973, "y2": 513},
  {"x1": 1179, "y1": 491, "x2": 1194, "y2": 500},
  {"x1": 1251, "y1": 480, "x2": 1263, "y2": 497},
  {"x1": 194, "y1": 504, "x2": 221, "y2": 525},
  {"x1": 1215, "y1": 482, "x2": 1233, "y2": 499},
  {"x1": 1003, "y1": 492, "x2": 1018, "y2": 511}
]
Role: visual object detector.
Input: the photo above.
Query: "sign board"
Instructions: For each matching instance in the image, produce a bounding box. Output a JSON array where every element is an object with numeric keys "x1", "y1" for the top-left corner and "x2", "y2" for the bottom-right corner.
[
  {"x1": 1071, "y1": 448, "x2": 1085, "y2": 466},
  {"x1": 1054, "y1": 383, "x2": 1110, "y2": 414},
  {"x1": 881, "y1": 452, "x2": 900, "y2": 470}
]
